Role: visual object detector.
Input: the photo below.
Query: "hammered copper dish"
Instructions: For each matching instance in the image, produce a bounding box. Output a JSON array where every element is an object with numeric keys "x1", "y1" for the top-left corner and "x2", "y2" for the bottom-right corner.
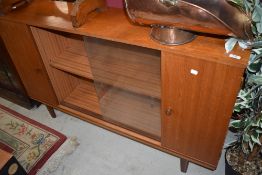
[{"x1": 125, "y1": 0, "x2": 253, "y2": 45}]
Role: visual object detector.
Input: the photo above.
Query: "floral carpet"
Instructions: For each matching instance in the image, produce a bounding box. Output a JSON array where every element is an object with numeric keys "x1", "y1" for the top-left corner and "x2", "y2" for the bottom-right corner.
[{"x1": 0, "y1": 104, "x2": 66, "y2": 175}]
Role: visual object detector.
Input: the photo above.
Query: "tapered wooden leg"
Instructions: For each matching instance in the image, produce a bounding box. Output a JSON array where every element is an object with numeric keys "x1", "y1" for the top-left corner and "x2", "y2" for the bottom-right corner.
[
  {"x1": 180, "y1": 158, "x2": 189, "y2": 173},
  {"x1": 46, "y1": 105, "x2": 56, "y2": 118}
]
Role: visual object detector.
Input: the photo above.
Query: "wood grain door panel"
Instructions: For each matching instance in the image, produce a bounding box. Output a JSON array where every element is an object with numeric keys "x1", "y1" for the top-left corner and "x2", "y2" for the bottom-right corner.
[
  {"x1": 161, "y1": 51, "x2": 244, "y2": 166},
  {"x1": 0, "y1": 20, "x2": 58, "y2": 106}
]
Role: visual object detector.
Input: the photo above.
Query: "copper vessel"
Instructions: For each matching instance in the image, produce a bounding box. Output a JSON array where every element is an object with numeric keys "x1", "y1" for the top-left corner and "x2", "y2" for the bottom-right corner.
[{"x1": 125, "y1": 0, "x2": 253, "y2": 45}]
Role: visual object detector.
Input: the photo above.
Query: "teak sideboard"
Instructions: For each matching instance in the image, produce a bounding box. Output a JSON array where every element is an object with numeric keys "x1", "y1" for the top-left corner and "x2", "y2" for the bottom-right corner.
[{"x1": 0, "y1": 0, "x2": 250, "y2": 173}]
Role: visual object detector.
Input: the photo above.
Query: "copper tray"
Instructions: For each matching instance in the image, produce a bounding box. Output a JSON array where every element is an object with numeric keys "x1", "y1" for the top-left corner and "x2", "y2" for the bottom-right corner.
[{"x1": 125, "y1": 0, "x2": 253, "y2": 44}]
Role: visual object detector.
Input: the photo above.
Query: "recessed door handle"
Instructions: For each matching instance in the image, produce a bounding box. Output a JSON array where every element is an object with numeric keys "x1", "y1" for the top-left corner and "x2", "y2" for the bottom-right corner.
[{"x1": 165, "y1": 107, "x2": 173, "y2": 116}]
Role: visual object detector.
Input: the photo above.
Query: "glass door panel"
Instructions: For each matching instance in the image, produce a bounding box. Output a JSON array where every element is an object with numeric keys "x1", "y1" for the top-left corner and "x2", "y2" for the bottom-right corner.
[{"x1": 84, "y1": 37, "x2": 161, "y2": 140}]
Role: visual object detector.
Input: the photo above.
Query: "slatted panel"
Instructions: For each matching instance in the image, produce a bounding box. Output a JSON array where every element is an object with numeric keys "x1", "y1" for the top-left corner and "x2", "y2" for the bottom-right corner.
[
  {"x1": 31, "y1": 27, "x2": 81, "y2": 101},
  {"x1": 51, "y1": 51, "x2": 93, "y2": 79},
  {"x1": 31, "y1": 27, "x2": 93, "y2": 80},
  {"x1": 61, "y1": 80, "x2": 101, "y2": 115}
]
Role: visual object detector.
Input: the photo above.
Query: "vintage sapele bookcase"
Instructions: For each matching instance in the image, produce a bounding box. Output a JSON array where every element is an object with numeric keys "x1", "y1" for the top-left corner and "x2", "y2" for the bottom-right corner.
[{"x1": 0, "y1": 0, "x2": 250, "y2": 173}]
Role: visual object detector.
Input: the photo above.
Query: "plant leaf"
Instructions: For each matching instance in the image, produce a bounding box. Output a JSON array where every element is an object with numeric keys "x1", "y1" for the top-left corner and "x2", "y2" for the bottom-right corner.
[
  {"x1": 249, "y1": 140, "x2": 255, "y2": 152},
  {"x1": 227, "y1": 0, "x2": 245, "y2": 11},
  {"x1": 256, "y1": 21, "x2": 262, "y2": 33},
  {"x1": 243, "y1": 133, "x2": 251, "y2": 142},
  {"x1": 225, "y1": 38, "x2": 238, "y2": 53},
  {"x1": 256, "y1": 129, "x2": 262, "y2": 133},
  {"x1": 251, "y1": 132, "x2": 261, "y2": 145},
  {"x1": 247, "y1": 75, "x2": 262, "y2": 85},
  {"x1": 231, "y1": 120, "x2": 242, "y2": 128},
  {"x1": 253, "y1": 8, "x2": 261, "y2": 22},
  {"x1": 247, "y1": 59, "x2": 262, "y2": 73}
]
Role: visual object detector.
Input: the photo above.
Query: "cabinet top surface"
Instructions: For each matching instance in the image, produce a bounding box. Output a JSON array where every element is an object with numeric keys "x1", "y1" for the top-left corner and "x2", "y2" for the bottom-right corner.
[{"x1": 0, "y1": 0, "x2": 250, "y2": 68}]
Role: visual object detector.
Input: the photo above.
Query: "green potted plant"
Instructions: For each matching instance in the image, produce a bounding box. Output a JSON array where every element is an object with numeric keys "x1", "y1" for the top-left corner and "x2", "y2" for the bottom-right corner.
[{"x1": 225, "y1": 0, "x2": 262, "y2": 174}]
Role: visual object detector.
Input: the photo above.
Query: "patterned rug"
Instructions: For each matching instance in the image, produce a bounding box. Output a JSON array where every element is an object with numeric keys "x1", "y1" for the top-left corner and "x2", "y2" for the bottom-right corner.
[{"x1": 0, "y1": 104, "x2": 67, "y2": 175}]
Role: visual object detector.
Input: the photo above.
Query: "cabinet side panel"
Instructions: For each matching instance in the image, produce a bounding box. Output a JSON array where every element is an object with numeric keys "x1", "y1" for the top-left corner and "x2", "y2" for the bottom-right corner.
[
  {"x1": 161, "y1": 51, "x2": 244, "y2": 167},
  {"x1": 0, "y1": 20, "x2": 58, "y2": 106}
]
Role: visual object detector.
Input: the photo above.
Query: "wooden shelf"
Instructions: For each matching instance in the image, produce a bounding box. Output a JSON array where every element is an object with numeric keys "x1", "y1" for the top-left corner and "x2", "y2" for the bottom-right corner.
[
  {"x1": 61, "y1": 81, "x2": 101, "y2": 115},
  {"x1": 50, "y1": 52, "x2": 93, "y2": 79},
  {"x1": 85, "y1": 37, "x2": 161, "y2": 99},
  {"x1": 50, "y1": 32, "x2": 93, "y2": 79},
  {"x1": 31, "y1": 27, "x2": 93, "y2": 79}
]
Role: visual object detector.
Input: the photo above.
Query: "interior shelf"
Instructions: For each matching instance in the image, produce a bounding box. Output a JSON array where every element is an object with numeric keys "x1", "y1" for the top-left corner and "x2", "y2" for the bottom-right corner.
[
  {"x1": 32, "y1": 27, "x2": 93, "y2": 79},
  {"x1": 61, "y1": 80, "x2": 101, "y2": 115},
  {"x1": 50, "y1": 51, "x2": 93, "y2": 80}
]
